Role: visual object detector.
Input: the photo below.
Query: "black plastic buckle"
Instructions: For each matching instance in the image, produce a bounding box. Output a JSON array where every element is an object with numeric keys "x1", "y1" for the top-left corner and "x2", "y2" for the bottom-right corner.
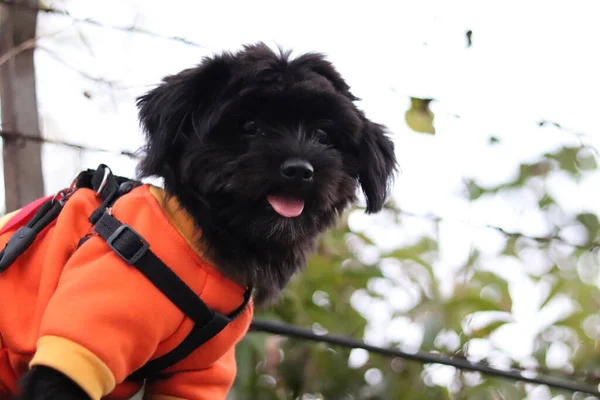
[{"x1": 106, "y1": 224, "x2": 149, "y2": 265}]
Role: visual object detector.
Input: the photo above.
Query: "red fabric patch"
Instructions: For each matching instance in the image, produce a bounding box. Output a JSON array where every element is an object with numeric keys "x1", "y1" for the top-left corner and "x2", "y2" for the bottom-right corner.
[{"x1": 0, "y1": 195, "x2": 53, "y2": 235}]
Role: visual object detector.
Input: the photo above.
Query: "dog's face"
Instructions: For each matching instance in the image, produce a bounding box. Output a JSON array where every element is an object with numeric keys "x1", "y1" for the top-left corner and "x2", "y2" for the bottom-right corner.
[{"x1": 136, "y1": 43, "x2": 396, "y2": 302}]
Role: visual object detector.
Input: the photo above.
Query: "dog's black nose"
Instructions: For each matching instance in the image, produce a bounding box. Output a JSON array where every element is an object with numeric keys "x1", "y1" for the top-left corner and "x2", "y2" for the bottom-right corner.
[{"x1": 281, "y1": 159, "x2": 314, "y2": 181}]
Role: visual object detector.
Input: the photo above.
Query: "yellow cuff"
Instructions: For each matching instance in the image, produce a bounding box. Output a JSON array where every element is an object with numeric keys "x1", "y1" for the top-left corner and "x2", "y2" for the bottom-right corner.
[{"x1": 30, "y1": 335, "x2": 116, "y2": 400}]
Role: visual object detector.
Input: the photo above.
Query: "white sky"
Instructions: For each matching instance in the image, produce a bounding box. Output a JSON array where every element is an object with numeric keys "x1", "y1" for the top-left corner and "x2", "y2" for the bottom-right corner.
[{"x1": 3, "y1": 0, "x2": 600, "y2": 387}]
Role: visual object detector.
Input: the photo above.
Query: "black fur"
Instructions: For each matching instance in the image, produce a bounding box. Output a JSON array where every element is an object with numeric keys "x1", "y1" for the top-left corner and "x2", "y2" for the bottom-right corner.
[
  {"x1": 16, "y1": 366, "x2": 88, "y2": 400},
  {"x1": 136, "y1": 43, "x2": 397, "y2": 303},
  {"x1": 16, "y1": 43, "x2": 396, "y2": 399}
]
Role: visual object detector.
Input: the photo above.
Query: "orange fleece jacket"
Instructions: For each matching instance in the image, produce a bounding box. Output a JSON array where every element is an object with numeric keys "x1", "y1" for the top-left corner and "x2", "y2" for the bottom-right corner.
[{"x1": 0, "y1": 185, "x2": 253, "y2": 400}]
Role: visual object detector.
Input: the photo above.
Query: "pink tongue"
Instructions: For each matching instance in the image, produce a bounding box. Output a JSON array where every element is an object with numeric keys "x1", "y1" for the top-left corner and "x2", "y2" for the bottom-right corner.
[{"x1": 267, "y1": 195, "x2": 305, "y2": 217}]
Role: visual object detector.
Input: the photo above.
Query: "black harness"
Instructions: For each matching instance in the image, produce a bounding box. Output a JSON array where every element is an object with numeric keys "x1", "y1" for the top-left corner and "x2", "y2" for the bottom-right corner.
[{"x1": 0, "y1": 164, "x2": 251, "y2": 381}]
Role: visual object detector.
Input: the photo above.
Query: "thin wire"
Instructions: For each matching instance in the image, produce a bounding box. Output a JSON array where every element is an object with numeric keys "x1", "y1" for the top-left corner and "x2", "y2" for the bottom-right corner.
[
  {"x1": 3, "y1": 0, "x2": 596, "y2": 157},
  {"x1": 249, "y1": 318, "x2": 600, "y2": 396},
  {"x1": 2, "y1": 1, "x2": 598, "y2": 391},
  {"x1": 0, "y1": 22, "x2": 75, "y2": 67},
  {"x1": 0, "y1": 0, "x2": 211, "y2": 50},
  {"x1": 3, "y1": 129, "x2": 597, "y2": 252},
  {"x1": 36, "y1": 46, "x2": 145, "y2": 91},
  {"x1": 0, "y1": 130, "x2": 138, "y2": 159},
  {"x1": 4, "y1": 0, "x2": 596, "y2": 160},
  {"x1": 37, "y1": 46, "x2": 122, "y2": 87}
]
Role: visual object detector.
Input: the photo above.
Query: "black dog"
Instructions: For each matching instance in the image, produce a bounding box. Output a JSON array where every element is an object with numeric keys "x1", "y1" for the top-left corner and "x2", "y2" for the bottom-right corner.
[{"x1": 16, "y1": 43, "x2": 396, "y2": 399}]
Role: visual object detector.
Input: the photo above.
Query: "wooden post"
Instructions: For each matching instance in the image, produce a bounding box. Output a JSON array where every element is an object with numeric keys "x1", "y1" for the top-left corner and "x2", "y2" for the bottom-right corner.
[{"x1": 0, "y1": 0, "x2": 44, "y2": 212}]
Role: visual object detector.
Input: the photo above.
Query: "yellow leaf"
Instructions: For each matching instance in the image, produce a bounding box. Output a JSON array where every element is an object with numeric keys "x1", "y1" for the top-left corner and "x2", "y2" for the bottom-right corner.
[{"x1": 405, "y1": 97, "x2": 435, "y2": 134}]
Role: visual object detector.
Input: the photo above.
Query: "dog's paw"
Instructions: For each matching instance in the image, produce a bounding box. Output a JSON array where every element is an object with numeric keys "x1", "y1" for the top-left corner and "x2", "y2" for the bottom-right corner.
[{"x1": 15, "y1": 366, "x2": 90, "y2": 400}]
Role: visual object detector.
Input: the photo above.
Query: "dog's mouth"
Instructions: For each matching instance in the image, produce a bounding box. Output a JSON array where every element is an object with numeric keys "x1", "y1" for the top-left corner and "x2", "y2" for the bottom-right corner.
[{"x1": 267, "y1": 194, "x2": 305, "y2": 218}]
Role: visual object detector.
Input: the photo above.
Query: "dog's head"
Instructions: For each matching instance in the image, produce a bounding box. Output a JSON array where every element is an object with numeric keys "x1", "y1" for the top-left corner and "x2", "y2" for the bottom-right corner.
[{"x1": 136, "y1": 43, "x2": 396, "y2": 302}]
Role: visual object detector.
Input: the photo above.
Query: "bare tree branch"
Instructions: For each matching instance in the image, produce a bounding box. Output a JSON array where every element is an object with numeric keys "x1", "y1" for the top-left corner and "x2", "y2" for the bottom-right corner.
[{"x1": 0, "y1": 36, "x2": 35, "y2": 66}]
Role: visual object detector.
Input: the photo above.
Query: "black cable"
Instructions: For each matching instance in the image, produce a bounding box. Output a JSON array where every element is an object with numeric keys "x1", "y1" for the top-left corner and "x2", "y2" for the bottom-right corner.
[
  {"x1": 249, "y1": 318, "x2": 600, "y2": 397},
  {"x1": 1, "y1": 2, "x2": 597, "y2": 390}
]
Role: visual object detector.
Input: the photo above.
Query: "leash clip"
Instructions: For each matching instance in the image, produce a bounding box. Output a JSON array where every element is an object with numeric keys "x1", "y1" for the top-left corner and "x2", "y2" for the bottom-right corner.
[
  {"x1": 52, "y1": 188, "x2": 75, "y2": 206},
  {"x1": 96, "y1": 166, "x2": 111, "y2": 196}
]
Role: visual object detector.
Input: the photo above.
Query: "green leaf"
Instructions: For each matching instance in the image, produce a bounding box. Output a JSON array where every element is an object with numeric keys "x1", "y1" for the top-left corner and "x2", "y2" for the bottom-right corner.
[
  {"x1": 513, "y1": 162, "x2": 553, "y2": 185},
  {"x1": 576, "y1": 212, "x2": 600, "y2": 242},
  {"x1": 538, "y1": 194, "x2": 555, "y2": 209},
  {"x1": 577, "y1": 149, "x2": 597, "y2": 170},
  {"x1": 463, "y1": 178, "x2": 486, "y2": 200},
  {"x1": 544, "y1": 146, "x2": 582, "y2": 176},
  {"x1": 554, "y1": 311, "x2": 583, "y2": 331},
  {"x1": 471, "y1": 271, "x2": 512, "y2": 311},
  {"x1": 420, "y1": 311, "x2": 445, "y2": 349},
  {"x1": 387, "y1": 237, "x2": 437, "y2": 260},
  {"x1": 539, "y1": 277, "x2": 566, "y2": 310},
  {"x1": 471, "y1": 319, "x2": 511, "y2": 338},
  {"x1": 501, "y1": 236, "x2": 518, "y2": 257},
  {"x1": 444, "y1": 296, "x2": 507, "y2": 317}
]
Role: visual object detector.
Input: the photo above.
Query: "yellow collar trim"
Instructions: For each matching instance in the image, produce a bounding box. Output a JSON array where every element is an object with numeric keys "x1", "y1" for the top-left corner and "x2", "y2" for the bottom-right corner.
[{"x1": 148, "y1": 185, "x2": 205, "y2": 256}]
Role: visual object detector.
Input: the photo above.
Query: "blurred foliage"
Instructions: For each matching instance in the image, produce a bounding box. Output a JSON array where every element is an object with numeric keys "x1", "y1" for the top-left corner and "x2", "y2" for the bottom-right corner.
[
  {"x1": 230, "y1": 142, "x2": 600, "y2": 400},
  {"x1": 466, "y1": 30, "x2": 473, "y2": 48}
]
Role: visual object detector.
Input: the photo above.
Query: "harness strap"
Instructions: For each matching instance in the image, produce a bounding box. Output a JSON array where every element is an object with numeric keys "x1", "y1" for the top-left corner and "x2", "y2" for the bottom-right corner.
[
  {"x1": 78, "y1": 164, "x2": 139, "y2": 224},
  {"x1": 0, "y1": 165, "x2": 127, "y2": 272},
  {"x1": 0, "y1": 195, "x2": 53, "y2": 235},
  {"x1": 130, "y1": 288, "x2": 251, "y2": 381},
  {"x1": 0, "y1": 199, "x2": 60, "y2": 272},
  {"x1": 95, "y1": 212, "x2": 214, "y2": 322},
  {"x1": 0, "y1": 164, "x2": 252, "y2": 380},
  {"x1": 93, "y1": 210, "x2": 251, "y2": 381}
]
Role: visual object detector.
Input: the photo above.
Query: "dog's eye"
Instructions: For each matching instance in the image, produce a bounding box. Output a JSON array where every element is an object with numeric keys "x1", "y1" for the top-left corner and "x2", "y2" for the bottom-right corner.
[
  {"x1": 242, "y1": 121, "x2": 264, "y2": 136},
  {"x1": 315, "y1": 129, "x2": 329, "y2": 144}
]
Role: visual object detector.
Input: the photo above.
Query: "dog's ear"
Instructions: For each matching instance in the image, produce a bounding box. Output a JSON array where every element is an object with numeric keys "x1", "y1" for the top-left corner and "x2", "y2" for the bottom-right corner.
[
  {"x1": 357, "y1": 118, "x2": 397, "y2": 213},
  {"x1": 292, "y1": 52, "x2": 396, "y2": 212},
  {"x1": 136, "y1": 56, "x2": 231, "y2": 177},
  {"x1": 309, "y1": 59, "x2": 359, "y2": 101},
  {"x1": 291, "y1": 53, "x2": 359, "y2": 101}
]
